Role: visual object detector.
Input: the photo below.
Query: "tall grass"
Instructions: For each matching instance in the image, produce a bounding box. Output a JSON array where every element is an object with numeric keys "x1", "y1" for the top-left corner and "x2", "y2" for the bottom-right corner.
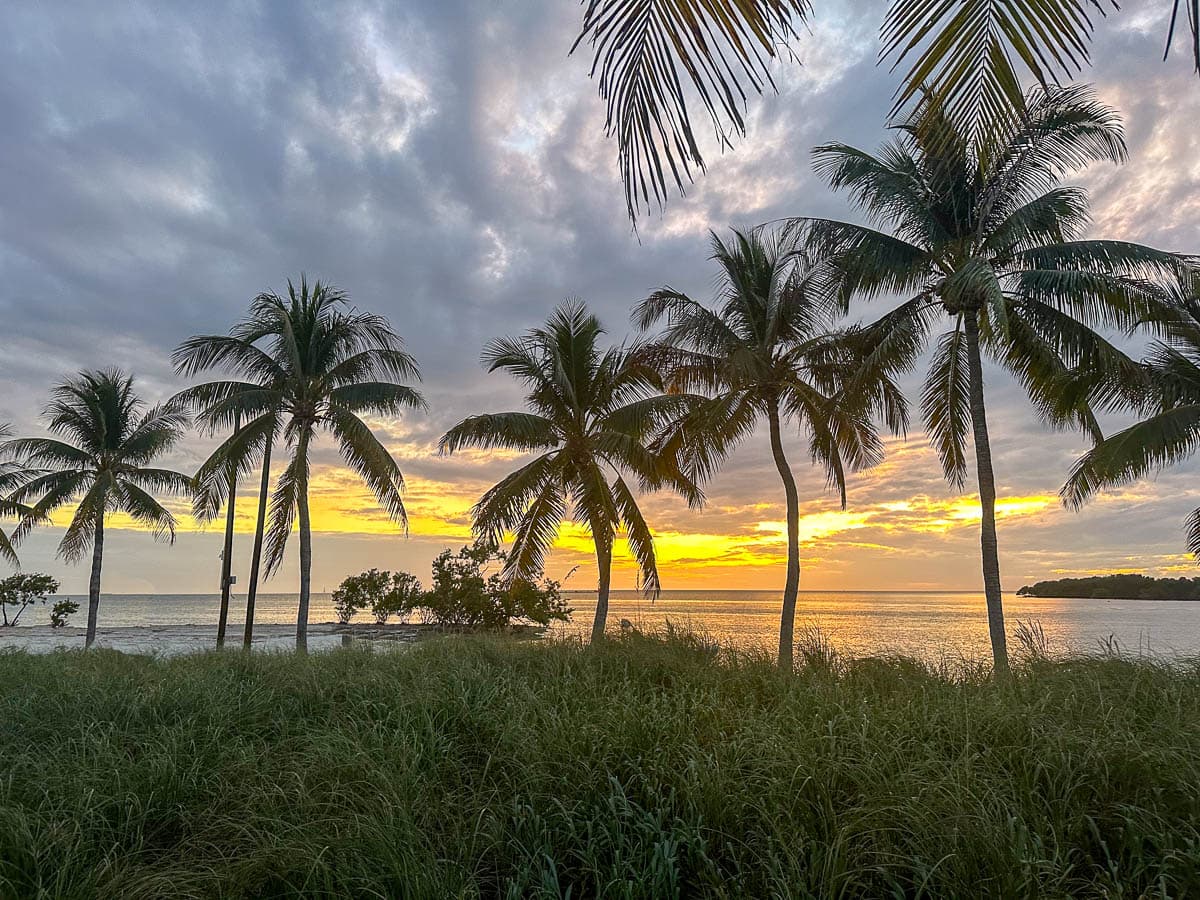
[{"x1": 0, "y1": 633, "x2": 1198, "y2": 898}]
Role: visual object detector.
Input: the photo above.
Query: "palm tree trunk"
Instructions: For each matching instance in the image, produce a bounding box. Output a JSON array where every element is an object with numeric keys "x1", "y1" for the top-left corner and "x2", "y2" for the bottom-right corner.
[
  {"x1": 243, "y1": 440, "x2": 272, "y2": 650},
  {"x1": 963, "y1": 311, "x2": 1010, "y2": 675},
  {"x1": 85, "y1": 515, "x2": 104, "y2": 649},
  {"x1": 295, "y1": 444, "x2": 312, "y2": 655},
  {"x1": 767, "y1": 400, "x2": 801, "y2": 671},
  {"x1": 591, "y1": 538, "x2": 613, "y2": 644},
  {"x1": 217, "y1": 462, "x2": 237, "y2": 649}
]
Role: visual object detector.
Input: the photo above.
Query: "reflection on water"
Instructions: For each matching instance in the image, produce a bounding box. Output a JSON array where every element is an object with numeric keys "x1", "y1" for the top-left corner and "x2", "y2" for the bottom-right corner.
[
  {"x1": 555, "y1": 590, "x2": 1200, "y2": 662},
  {"x1": 10, "y1": 590, "x2": 1199, "y2": 662}
]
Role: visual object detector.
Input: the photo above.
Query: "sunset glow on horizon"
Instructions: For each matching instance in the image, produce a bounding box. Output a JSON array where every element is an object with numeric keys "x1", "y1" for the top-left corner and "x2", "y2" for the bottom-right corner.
[{"x1": 54, "y1": 428, "x2": 1192, "y2": 595}]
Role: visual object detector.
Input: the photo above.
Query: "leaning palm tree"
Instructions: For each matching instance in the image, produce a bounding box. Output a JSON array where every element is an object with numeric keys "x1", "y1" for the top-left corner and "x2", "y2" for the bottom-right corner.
[
  {"x1": 440, "y1": 301, "x2": 702, "y2": 643},
  {"x1": 3, "y1": 371, "x2": 190, "y2": 647},
  {"x1": 635, "y1": 226, "x2": 907, "y2": 670},
  {"x1": 1062, "y1": 272, "x2": 1200, "y2": 551},
  {"x1": 173, "y1": 278, "x2": 425, "y2": 652},
  {"x1": 798, "y1": 85, "x2": 1185, "y2": 673},
  {"x1": 572, "y1": 1, "x2": 1197, "y2": 220}
]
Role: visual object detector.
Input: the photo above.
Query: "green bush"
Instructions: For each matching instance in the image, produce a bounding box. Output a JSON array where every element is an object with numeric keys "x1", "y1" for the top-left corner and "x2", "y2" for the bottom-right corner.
[
  {"x1": 0, "y1": 573, "x2": 59, "y2": 626},
  {"x1": 373, "y1": 571, "x2": 422, "y2": 624},
  {"x1": 421, "y1": 542, "x2": 571, "y2": 628},
  {"x1": 332, "y1": 569, "x2": 424, "y2": 625},
  {"x1": 48, "y1": 598, "x2": 79, "y2": 628}
]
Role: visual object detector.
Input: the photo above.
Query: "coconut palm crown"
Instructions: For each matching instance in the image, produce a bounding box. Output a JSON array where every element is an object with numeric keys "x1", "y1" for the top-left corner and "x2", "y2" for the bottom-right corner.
[
  {"x1": 172, "y1": 277, "x2": 426, "y2": 651},
  {"x1": 440, "y1": 300, "x2": 702, "y2": 643},
  {"x1": 798, "y1": 84, "x2": 1186, "y2": 673},
  {"x1": 3, "y1": 370, "x2": 190, "y2": 646},
  {"x1": 635, "y1": 225, "x2": 908, "y2": 670}
]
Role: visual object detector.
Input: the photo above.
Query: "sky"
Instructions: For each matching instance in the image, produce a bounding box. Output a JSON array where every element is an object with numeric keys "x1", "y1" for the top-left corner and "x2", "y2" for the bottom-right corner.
[{"x1": 1, "y1": 1, "x2": 1199, "y2": 596}]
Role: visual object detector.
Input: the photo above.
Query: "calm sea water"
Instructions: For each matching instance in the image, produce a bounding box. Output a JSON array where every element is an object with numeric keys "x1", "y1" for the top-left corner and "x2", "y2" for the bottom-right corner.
[{"x1": 11, "y1": 589, "x2": 1199, "y2": 661}]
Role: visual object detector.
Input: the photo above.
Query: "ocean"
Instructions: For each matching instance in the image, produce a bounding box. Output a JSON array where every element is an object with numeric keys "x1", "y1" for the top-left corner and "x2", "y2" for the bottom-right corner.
[{"x1": 5, "y1": 589, "x2": 1198, "y2": 661}]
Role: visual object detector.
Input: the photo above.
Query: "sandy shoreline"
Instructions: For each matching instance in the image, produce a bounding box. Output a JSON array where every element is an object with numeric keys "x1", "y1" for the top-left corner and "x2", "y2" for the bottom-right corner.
[{"x1": 0, "y1": 622, "x2": 469, "y2": 656}]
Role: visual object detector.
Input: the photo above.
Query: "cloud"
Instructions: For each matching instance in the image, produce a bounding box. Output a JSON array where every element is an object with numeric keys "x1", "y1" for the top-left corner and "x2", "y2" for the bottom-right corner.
[{"x1": 0, "y1": 1, "x2": 1197, "y2": 593}]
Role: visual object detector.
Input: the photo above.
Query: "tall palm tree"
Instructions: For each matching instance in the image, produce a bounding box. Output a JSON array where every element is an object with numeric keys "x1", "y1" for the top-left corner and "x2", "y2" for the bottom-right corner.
[
  {"x1": 173, "y1": 277, "x2": 425, "y2": 652},
  {"x1": 571, "y1": 1, "x2": 1197, "y2": 221},
  {"x1": 635, "y1": 226, "x2": 907, "y2": 670},
  {"x1": 173, "y1": 317, "x2": 281, "y2": 651},
  {"x1": 799, "y1": 85, "x2": 1185, "y2": 673},
  {"x1": 3, "y1": 371, "x2": 190, "y2": 647},
  {"x1": 1062, "y1": 273, "x2": 1200, "y2": 551},
  {"x1": 440, "y1": 301, "x2": 702, "y2": 643}
]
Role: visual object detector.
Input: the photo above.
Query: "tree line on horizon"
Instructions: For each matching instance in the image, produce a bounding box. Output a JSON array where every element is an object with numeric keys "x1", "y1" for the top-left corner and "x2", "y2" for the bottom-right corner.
[
  {"x1": 1017, "y1": 573, "x2": 1200, "y2": 600},
  {"x1": 0, "y1": 85, "x2": 1198, "y2": 675}
]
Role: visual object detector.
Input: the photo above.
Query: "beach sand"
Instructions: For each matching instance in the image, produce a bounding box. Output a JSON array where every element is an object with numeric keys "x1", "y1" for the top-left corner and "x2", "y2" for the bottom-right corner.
[{"x1": 0, "y1": 622, "x2": 431, "y2": 656}]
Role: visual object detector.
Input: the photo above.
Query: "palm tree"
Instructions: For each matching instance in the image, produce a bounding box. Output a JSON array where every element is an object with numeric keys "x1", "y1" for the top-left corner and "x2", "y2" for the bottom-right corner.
[
  {"x1": 173, "y1": 316, "x2": 281, "y2": 651},
  {"x1": 635, "y1": 226, "x2": 907, "y2": 670},
  {"x1": 440, "y1": 301, "x2": 702, "y2": 643},
  {"x1": 3, "y1": 371, "x2": 190, "y2": 647},
  {"x1": 173, "y1": 277, "x2": 425, "y2": 652},
  {"x1": 798, "y1": 85, "x2": 1185, "y2": 673},
  {"x1": 572, "y1": 1, "x2": 1197, "y2": 220},
  {"x1": 1062, "y1": 273, "x2": 1200, "y2": 551}
]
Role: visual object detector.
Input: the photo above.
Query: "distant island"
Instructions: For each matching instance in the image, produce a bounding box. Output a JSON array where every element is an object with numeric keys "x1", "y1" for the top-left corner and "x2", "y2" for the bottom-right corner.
[{"x1": 1017, "y1": 574, "x2": 1200, "y2": 600}]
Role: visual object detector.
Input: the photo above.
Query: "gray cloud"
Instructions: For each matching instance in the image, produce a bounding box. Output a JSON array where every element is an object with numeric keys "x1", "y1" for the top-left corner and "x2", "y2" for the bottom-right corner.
[{"x1": 0, "y1": 1, "x2": 1198, "y2": 592}]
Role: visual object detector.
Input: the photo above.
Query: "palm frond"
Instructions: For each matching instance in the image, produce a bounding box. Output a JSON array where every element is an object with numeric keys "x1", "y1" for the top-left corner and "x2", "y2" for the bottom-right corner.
[
  {"x1": 921, "y1": 324, "x2": 972, "y2": 487},
  {"x1": 572, "y1": 0, "x2": 809, "y2": 219},
  {"x1": 0, "y1": 530, "x2": 17, "y2": 568},
  {"x1": 173, "y1": 334, "x2": 284, "y2": 383},
  {"x1": 991, "y1": 300, "x2": 1101, "y2": 439},
  {"x1": 57, "y1": 478, "x2": 109, "y2": 563},
  {"x1": 263, "y1": 441, "x2": 305, "y2": 577},
  {"x1": 504, "y1": 473, "x2": 568, "y2": 582},
  {"x1": 1062, "y1": 403, "x2": 1200, "y2": 508},
  {"x1": 325, "y1": 349, "x2": 422, "y2": 388},
  {"x1": 1185, "y1": 504, "x2": 1200, "y2": 558},
  {"x1": 7, "y1": 470, "x2": 88, "y2": 519},
  {"x1": 611, "y1": 473, "x2": 660, "y2": 596},
  {"x1": 328, "y1": 382, "x2": 427, "y2": 417},
  {"x1": 658, "y1": 390, "x2": 761, "y2": 483},
  {"x1": 3, "y1": 437, "x2": 93, "y2": 470},
  {"x1": 881, "y1": 0, "x2": 1116, "y2": 134},
  {"x1": 439, "y1": 412, "x2": 560, "y2": 455},
  {"x1": 192, "y1": 414, "x2": 276, "y2": 521},
  {"x1": 325, "y1": 409, "x2": 409, "y2": 531},
  {"x1": 785, "y1": 378, "x2": 884, "y2": 505},
  {"x1": 633, "y1": 289, "x2": 739, "y2": 347},
  {"x1": 114, "y1": 482, "x2": 179, "y2": 544},
  {"x1": 118, "y1": 403, "x2": 189, "y2": 465},
  {"x1": 799, "y1": 217, "x2": 931, "y2": 306},
  {"x1": 472, "y1": 452, "x2": 564, "y2": 546},
  {"x1": 979, "y1": 85, "x2": 1125, "y2": 216},
  {"x1": 1010, "y1": 295, "x2": 1150, "y2": 416},
  {"x1": 1164, "y1": 0, "x2": 1200, "y2": 73},
  {"x1": 983, "y1": 187, "x2": 1091, "y2": 254}
]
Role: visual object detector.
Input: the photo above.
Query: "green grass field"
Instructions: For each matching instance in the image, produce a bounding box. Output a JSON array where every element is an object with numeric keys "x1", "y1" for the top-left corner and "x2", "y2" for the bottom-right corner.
[{"x1": 0, "y1": 632, "x2": 1197, "y2": 898}]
